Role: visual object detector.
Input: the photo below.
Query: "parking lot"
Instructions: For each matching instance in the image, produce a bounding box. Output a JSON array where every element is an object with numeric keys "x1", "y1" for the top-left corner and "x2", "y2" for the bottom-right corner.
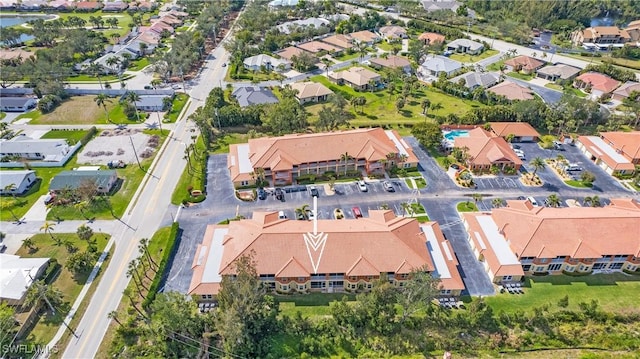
[{"x1": 473, "y1": 176, "x2": 521, "y2": 190}]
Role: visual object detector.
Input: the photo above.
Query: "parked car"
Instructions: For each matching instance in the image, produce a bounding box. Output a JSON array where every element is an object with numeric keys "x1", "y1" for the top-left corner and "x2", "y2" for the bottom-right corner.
[
  {"x1": 526, "y1": 196, "x2": 539, "y2": 207},
  {"x1": 306, "y1": 209, "x2": 316, "y2": 221},
  {"x1": 144, "y1": 85, "x2": 153, "y2": 90},
  {"x1": 382, "y1": 181, "x2": 395, "y2": 192},
  {"x1": 222, "y1": 63, "x2": 227, "y2": 67},
  {"x1": 309, "y1": 186, "x2": 319, "y2": 197},
  {"x1": 513, "y1": 148, "x2": 524, "y2": 155},
  {"x1": 257, "y1": 188, "x2": 267, "y2": 200},
  {"x1": 352, "y1": 207, "x2": 363, "y2": 218},
  {"x1": 517, "y1": 196, "x2": 526, "y2": 200},
  {"x1": 278, "y1": 211, "x2": 287, "y2": 219},
  {"x1": 357, "y1": 180, "x2": 368, "y2": 192},
  {"x1": 334, "y1": 208, "x2": 344, "y2": 219},
  {"x1": 566, "y1": 164, "x2": 583, "y2": 172},
  {"x1": 450, "y1": 164, "x2": 460, "y2": 170},
  {"x1": 511, "y1": 144, "x2": 521, "y2": 150},
  {"x1": 275, "y1": 188, "x2": 284, "y2": 201},
  {"x1": 0, "y1": 243, "x2": 6, "y2": 253}
]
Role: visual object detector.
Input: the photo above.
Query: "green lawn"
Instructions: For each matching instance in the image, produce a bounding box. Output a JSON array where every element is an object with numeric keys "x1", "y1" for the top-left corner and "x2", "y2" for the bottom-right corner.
[
  {"x1": 40, "y1": 129, "x2": 88, "y2": 144},
  {"x1": 334, "y1": 52, "x2": 361, "y2": 61},
  {"x1": 164, "y1": 93, "x2": 189, "y2": 122},
  {"x1": 457, "y1": 201, "x2": 478, "y2": 212},
  {"x1": 485, "y1": 274, "x2": 640, "y2": 314},
  {"x1": 565, "y1": 180, "x2": 593, "y2": 188},
  {"x1": 506, "y1": 71, "x2": 535, "y2": 81},
  {"x1": 211, "y1": 133, "x2": 249, "y2": 154},
  {"x1": 128, "y1": 57, "x2": 150, "y2": 72},
  {"x1": 410, "y1": 202, "x2": 426, "y2": 214},
  {"x1": 405, "y1": 177, "x2": 426, "y2": 189},
  {"x1": 375, "y1": 42, "x2": 399, "y2": 52},
  {"x1": 16, "y1": 232, "x2": 109, "y2": 347},
  {"x1": 66, "y1": 74, "x2": 126, "y2": 83},
  {"x1": 0, "y1": 112, "x2": 6, "y2": 120},
  {"x1": 308, "y1": 75, "x2": 484, "y2": 127},
  {"x1": 171, "y1": 135, "x2": 207, "y2": 205},
  {"x1": 544, "y1": 83, "x2": 563, "y2": 91},
  {"x1": 276, "y1": 293, "x2": 356, "y2": 318},
  {"x1": 449, "y1": 49, "x2": 499, "y2": 63},
  {"x1": 566, "y1": 87, "x2": 588, "y2": 98},
  {"x1": 21, "y1": 95, "x2": 146, "y2": 125}
]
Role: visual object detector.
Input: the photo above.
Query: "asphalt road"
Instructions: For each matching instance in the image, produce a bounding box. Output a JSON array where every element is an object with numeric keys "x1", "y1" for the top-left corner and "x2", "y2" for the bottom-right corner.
[{"x1": 504, "y1": 77, "x2": 563, "y2": 104}]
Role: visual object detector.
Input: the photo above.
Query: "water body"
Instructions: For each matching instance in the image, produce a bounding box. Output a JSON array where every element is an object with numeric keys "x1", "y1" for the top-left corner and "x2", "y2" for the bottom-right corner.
[{"x1": 0, "y1": 14, "x2": 54, "y2": 43}]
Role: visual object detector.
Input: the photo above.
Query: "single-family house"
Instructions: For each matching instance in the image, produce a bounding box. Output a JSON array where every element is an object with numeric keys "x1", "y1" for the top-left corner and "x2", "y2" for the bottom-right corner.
[
  {"x1": 489, "y1": 122, "x2": 540, "y2": 142},
  {"x1": 450, "y1": 71, "x2": 500, "y2": 90},
  {"x1": 47, "y1": 0, "x2": 75, "y2": 11},
  {"x1": 133, "y1": 94, "x2": 173, "y2": 111},
  {"x1": 536, "y1": 63, "x2": 581, "y2": 82},
  {"x1": 349, "y1": 30, "x2": 380, "y2": 46},
  {"x1": 0, "y1": 97, "x2": 36, "y2": 112},
  {"x1": 74, "y1": 1, "x2": 102, "y2": 11},
  {"x1": 0, "y1": 170, "x2": 37, "y2": 195},
  {"x1": 418, "y1": 32, "x2": 445, "y2": 46},
  {"x1": 276, "y1": 18, "x2": 331, "y2": 35},
  {"x1": 159, "y1": 14, "x2": 182, "y2": 27},
  {"x1": 268, "y1": 0, "x2": 298, "y2": 10},
  {"x1": 487, "y1": 81, "x2": 535, "y2": 101},
  {"x1": 296, "y1": 41, "x2": 341, "y2": 55},
  {"x1": 49, "y1": 170, "x2": 118, "y2": 194},
  {"x1": 369, "y1": 55, "x2": 412, "y2": 73},
  {"x1": 243, "y1": 54, "x2": 292, "y2": 72},
  {"x1": 611, "y1": 81, "x2": 640, "y2": 102},
  {"x1": 148, "y1": 21, "x2": 174, "y2": 36},
  {"x1": 0, "y1": 48, "x2": 31, "y2": 62},
  {"x1": 188, "y1": 210, "x2": 464, "y2": 299},
  {"x1": 625, "y1": 20, "x2": 640, "y2": 43},
  {"x1": 102, "y1": 1, "x2": 128, "y2": 12},
  {"x1": 0, "y1": 137, "x2": 72, "y2": 162},
  {"x1": 504, "y1": 55, "x2": 545, "y2": 74},
  {"x1": 275, "y1": 46, "x2": 314, "y2": 62},
  {"x1": 574, "y1": 72, "x2": 621, "y2": 99},
  {"x1": 20, "y1": 0, "x2": 46, "y2": 10},
  {"x1": 446, "y1": 39, "x2": 484, "y2": 55},
  {"x1": 228, "y1": 128, "x2": 418, "y2": 187},
  {"x1": 452, "y1": 127, "x2": 523, "y2": 173},
  {"x1": 571, "y1": 26, "x2": 630, "y2": 49},
  {"x1": 463, "y1": 198, "x2": 640, "y2": 283},
  {"x1": 377, "y1": 25, "x2": 407, "y2": 42},
  {"x1": 328, "y1": 67, "x2": 381, "y2": 91},
  {"x1": 421, "y1": 0, "x2": 462, "y2": 12},
  {"x1": 577, "y1": 131, "x2": 640, "y2": 175},
  {"x1": 232, "y1": 87, "x2": 279, "y2": 108},
  {"x1": 419, "y1": 55, "x2": 462, "y2": 77},
  {"x1": 321, "y1": 34, "x2": 355, "y2": 50},
  {"x1": 289, "y1": 82, "x2": 334, "y2": 104},
  {"x1": 0, "y1": 254, "x2": 50, "y2": 306}
]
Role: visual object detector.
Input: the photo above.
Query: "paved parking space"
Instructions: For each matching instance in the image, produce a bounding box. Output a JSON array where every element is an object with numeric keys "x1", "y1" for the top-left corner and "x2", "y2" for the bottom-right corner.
[{"x1": 473, "y1": 176, "x2": 521, "y2": 190}]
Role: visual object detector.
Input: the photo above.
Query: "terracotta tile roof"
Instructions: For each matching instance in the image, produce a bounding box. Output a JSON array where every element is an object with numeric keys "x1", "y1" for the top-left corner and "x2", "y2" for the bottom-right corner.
[
  {"x1": 370, "y1": 55, "x2": 411, "y2": 69},
  {"x1": 504, "y1": 55, "x2": 545, "y2": 71},
  {"x1": 575, "y1": 72, "x2": 621, "y2": 93},
  {"x1": 349, "y1": 30, "x2": 380, "y2": 43},
  {"x1": 276, "y1": 46, "x2": 312, "y2": 61},
  {"x1": 289, "y1": 81, "x2": 333, "y2": 100},
  {"x1": 601, "y1": 131, "x2": 640, "y2": 162},
  {"x1": 328, "y1": 66, "x2": 380, "y2": 87},
  {"x1": 320, "y1": 34, "x2": 354, "y2": 49},
  {"x1": 489, "y1": 122, "x2": 540, "y2": 138},
  {"x1": 536, "y1": 63, "x2": 581, "y2": 80},
  {"x1": 577, "y1": 135, "x2": 635, "y2": 172},
  {"x1": 188, "y1": 210, "x2": 443, "y2": 295},
  {"x1": 0, "y1": 49, "x2": 32, "y2": 62},
  {"x1": 487, "y1": 81, "x2": 535, "y2": 101},
  {"x1": 453, "y1": 128, "x2": 522, "y2": 167},
  {"x1": 297, "y1": 40, "x2": 340, "y2": 53},
  {"x1": 418, "y1": 32, "x2": 445, "y2": 43},
  {"x1": 591, "y1": 26, "x2": 630, "y2": 38},
  {"x1": 75, "y1": 1, "x2": 102, "y2": 9},
  {"x1": 491, "y1": 199, "x2": 640, "y2": 259},
  {"x1": 612, "y1": 81, "x2": 640, "y2": 100},
  {"x1": 626, "y1": 20, "x2": 640, "y2": 30}
]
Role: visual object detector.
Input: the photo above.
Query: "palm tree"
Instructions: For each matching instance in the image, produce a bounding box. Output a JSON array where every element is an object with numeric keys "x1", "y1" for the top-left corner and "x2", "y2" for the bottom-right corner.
[
  {"x1": 105, "y1": 56, "x2": 120, "y2": 74},
  {"x1": 472, "y1": 193, "x2": 483, "y2": 206},
  {"x1": 24, "y1": 280, "x2": 63, "y2": 311},
  {"x1": 138, "y1": 238, "x2": 157, "y2": 270},
  {"x1": 94, "y1": 94, "x2": 113, "y2": 124},
  {"x1": 87, "y1": 62, "x2": 105, "y2": 89},
  {"x1": 107, "y1": 310, "x2": 122, "y2": 326},
  {"x1": 590, "y1": 195, "x2": 601, "y2": 207},
  {"x1": 421, "y1": 98, "x2": 431, "y2": 116},
  {"x1": 429, "y1": 102, "x2": 443, "y2": 116},
  {"x1": 23, "y1": 236, "x2": 36, "y2": 251},
  {"x1": 583, "y1": 196, "x2": 593, "y2": 207},
  {"x1": 379, "y1": 203, "x2": 390, "y2": 210},
  {"x1": 321, "y1": 57, "x2": 332, "y2": 76},
  {"x1": 123, "y1": 287, "x2": 146, "y2": 318},
  {"x1": 340, "y1": 152, "x2": 352, "y2": 176},
  {"x1": 40, "y1": 221, "x2": 61, "y2": 245},
  {"x1": 546, "y1": 194, "x2": 561, "y2": 207},
  {"x1": 295, "y1": 204, "x2": 310, "y2": 220},
  {"x1": 400, "y1": 202, "x2": 413, "y2": 217},
  {"x1": 126, "y1": 91, "x2": 141, "y2": 121},
  {"x1": 492, "y1": 198, "x2": 504, "y2": 208},
  {"x1": 3, "y1": 183, "x2": 17, "y2": 200},
  {"x1": 530, "y1": 157, "x2": 545, "y2": 177}
]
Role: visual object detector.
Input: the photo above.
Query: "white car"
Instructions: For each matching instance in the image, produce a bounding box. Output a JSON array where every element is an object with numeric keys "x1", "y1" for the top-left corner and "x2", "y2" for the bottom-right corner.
[
  {"x1": 526, "y1": 196, "x2": 539, "y2": 207},
  {"x1": 306, "y1": 210, "x2": 316, "y2": 221},
  {"x1": 513, "y1": 149, "x2": 525, "y2": 155},
  {"x1": 357, "y1": 180, "x2": 368, "y2": 192}
]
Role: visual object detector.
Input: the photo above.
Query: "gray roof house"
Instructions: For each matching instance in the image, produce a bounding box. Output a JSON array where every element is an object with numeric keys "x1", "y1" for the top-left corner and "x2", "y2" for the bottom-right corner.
[
  {"x1": 49, "y1": 170, "x2": 118, "y2": 194},
  {"x1": 0, "y1": 136, "x2": 72, "y2": 162},
  {"x1": 0, "y1": 170, "x2": 37, "y2": 195},
  {"x1": 421, "y1": 0, "x2": 461, "y2": 12},
  {"x1": 232, "y1": 87, "x2": 279, "y2": 108},
  {"x1": 276, "y1": 18, "x2": 331, "y2": 35},
  {"x1": 0, "y1": 254, "x2": 50, "y2": 306},
  {"x1": 419, "y1": 55, "x2": 463, "y2": 77},
  {"x1": 446, "y1": 39, "x2": 484, "y2": 55},
  {"x1": 243, "y1": 54, "x2": 291, "y2": 72},
  {"x1": 450, "y1": 71, "x2": 500, "y2": 90},
  {"x1": 133, "y1": 94, "x2": 173, "y2": 111},
  {"x1": 0, "y1": 97, "x2": 36, "y2": 112},
  {"x1": 536, "y1": 63, "x2": 582, "y2": 82}
]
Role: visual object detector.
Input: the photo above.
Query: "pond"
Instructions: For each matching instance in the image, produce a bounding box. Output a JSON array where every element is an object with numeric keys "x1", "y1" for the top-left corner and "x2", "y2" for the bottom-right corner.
[{"x1": 0, "y1": 14, "x2": 55, "y2": 43}]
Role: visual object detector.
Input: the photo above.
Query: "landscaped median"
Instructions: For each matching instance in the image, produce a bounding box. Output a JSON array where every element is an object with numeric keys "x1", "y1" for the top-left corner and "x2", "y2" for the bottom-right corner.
[{"x1": 171, "y1": 135, "x2": 208, "y2": 205}]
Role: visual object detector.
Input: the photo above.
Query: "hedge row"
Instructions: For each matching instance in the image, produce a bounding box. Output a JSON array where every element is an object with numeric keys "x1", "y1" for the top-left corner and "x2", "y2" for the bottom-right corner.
[
  {"x1": 80, "y1": 126, "x2": 98, "y2": 145},
  {"x1": 142, "y1": 222, "x2": 180, "y2": 308}
]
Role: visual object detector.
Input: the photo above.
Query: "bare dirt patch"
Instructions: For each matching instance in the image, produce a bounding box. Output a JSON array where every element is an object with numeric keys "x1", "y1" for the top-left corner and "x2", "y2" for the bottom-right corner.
[{"x1": 78, "y1": 129, "x2": 159, "y2": 165}]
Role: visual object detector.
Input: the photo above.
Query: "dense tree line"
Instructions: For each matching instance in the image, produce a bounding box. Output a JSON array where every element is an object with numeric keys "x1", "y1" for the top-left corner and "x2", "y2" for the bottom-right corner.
[{"x1": 583, "y1": 63, "x2": 638, "y2": 83}]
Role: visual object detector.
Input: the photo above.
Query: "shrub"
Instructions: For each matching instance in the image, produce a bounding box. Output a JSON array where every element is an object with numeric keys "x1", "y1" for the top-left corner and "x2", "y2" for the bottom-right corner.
[
  {"x1": 37, "y1": 94, "x2": 62, "y2": 113},
  {"x1": 142, "y1": 223, "x2": 180, "y2": 308},
  {"x1": 80, "y1": 126, "x2": 97, "y2": 145}
]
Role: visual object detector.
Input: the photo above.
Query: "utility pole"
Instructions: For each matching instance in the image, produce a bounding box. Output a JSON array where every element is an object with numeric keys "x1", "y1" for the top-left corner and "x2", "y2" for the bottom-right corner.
[{"x1": 129, "y1": 135, "x2": 143, "y2": 171}]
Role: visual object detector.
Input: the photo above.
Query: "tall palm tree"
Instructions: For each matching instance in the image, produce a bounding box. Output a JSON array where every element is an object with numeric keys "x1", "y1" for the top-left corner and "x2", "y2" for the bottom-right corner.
[
  {"x1": 340, "y1": 152, "x2": 351, "y2": 176},
  {"x1": 138, "y1": 238, "x2": 157, "y2": 270},
  {"x1": 87, "y1": 62, "x2": 105, "y2": 89},
  {"x1": 530, "y1": 157, "x2": 546, "y2": 177},
  {"x1": 3, "y1": 183, "x2": 17, "y2": 201},
  {"x1": 40, "y1": 221, "x2": 61, "y2": 245},
  {"x1": 94, "y1": 94, "x2": 113, "y2": 124},
  {"x1": 400, "y1": 202, "x2": 412, "y2": 217},
  {"x1": 123, "y1": 287, "x2": 146, "y2": 318},
  {"x1": 492, "y1": 198, "x2": 504, "y2": 208},
  {"x1": 321, "y1": 57, "x2": 332, "y2": 76},
  {"x1": 23, "y1": 236, "x2": 36, "y2": 251},
  {"x1": 126, "y1": 91, "x2": 141, "y2": 121},
  {"x1": 107, "y1": 310, "x2": 122, "y2": 326},
  {"x1": 546, "y1": 194, "x2": 561, "y2": 207},
  {"x1": 421, "y1": 98, "x2": 431, "y2": 116}
]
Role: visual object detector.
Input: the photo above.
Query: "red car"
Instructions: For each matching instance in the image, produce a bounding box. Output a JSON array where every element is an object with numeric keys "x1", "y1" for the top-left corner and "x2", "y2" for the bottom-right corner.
[{"x1": 352, "y1": 207, "x2": 363, "y2": 218}]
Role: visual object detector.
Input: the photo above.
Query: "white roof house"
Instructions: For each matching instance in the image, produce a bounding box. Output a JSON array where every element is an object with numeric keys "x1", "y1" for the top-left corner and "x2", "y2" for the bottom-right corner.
[
  {"x1": 0, "y1": 254, "x2": 50, "y2": 305},
  {"x1": 0, "y1": 136, "x2": 71, "y2": 162},
  {"x1": 243, "y1": 54, "x2": 292, "y2": 72},
  {"x1": 268, "y1": 0, "x2": 298, "y2": 8},
  {"x1": 450, "y1": 71, "x2": 500, "y2": 89},
  {"x1": 446, "y1": 38, "x2": 484, "y2": 54},
  {"x1": 0, "y1": 170, "x2": 37, "y2": 195},
  {"x1": 420, "y1": 55, "x2": 463, "y2": 77},
  {"x1": 276, "y1": 18, "x2": 331, "y2": 35}
]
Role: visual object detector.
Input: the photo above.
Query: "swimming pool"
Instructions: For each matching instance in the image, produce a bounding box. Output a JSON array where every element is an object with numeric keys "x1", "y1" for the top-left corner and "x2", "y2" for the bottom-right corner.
[{"x1": 443, "y1": 130, "x2": 469, "y2": 141}]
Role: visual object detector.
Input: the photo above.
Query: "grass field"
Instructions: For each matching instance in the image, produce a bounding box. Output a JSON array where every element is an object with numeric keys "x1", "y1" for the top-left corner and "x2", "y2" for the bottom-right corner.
[
  {"x1": 128, "y1": 57, "x2": 150, "y2": 72},
  {"x1": 40, "y1": 129, "x2": 88, "y2": 144},
  {"x1": 307, "y1": 75, "x2": 484, "y2": 127},
  {"x1": 276, "y1": 293, "x2": 356, "y2": 318},
  {"x1": 457, "y1": 201, "x2": 478, "y2": 212},
  {"x1": 485, "y1": 274, "x2": 640, "y2": 314},
  {"x1": 16, "y1": 232, "x2": 109, "y2": 346},
  {"x1": 164, "y1": 93, "x2": 189, "y2": 122},
  {"x1": 334, "y1": 52, "x2": 361, "y2": 61},
  {"x1": 449, "y1": 49, "x2": 499, "y2": 63},
  {"x1": 211, "y1": 132, "x2": 249, "y2": 154},
  {"x1": 19, "y1": 95, "x2": 145, "y2": 125},
  {"x1": 565, "y1": 179, "x2": 593, "y2": 188}
]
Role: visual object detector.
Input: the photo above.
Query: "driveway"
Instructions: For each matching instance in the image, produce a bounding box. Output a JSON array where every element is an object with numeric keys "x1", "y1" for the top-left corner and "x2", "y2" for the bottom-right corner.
[{"x1": 506, "y1": 77, "x2": 562, "y2": 104}]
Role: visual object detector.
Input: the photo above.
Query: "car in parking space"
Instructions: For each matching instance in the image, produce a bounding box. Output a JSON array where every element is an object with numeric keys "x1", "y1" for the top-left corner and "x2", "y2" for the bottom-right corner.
[
  {"x1": 450, "y1": 163, "x2": 460, "y2": 170},
  {"x1": 309, "y1": 186, "x2": 319, "y2": 197},
  {"x1": 553, "y1": 141, "x2": 566, "y2": 151},
  {"x1": 352, "y1": 207, "x2": 363, "y2": 218},
  {"x1": 517, "y1": 196, "x2": 526, "y2": 200},
  {"x1": 306, "y1": 209, "x2": 316, "y2": 221},
  {"x1": 275, "y1": 188, "x2": 284, "y2": 201},
  {"x1": 357, "y1": 180, "x2": 368, "y2": 192},
  {"x1": 566, "y1": 164, "x2": 583, "y2": 172},
  {"x1": 333, "y1": 208, "x2": 344, "y2": 219},
  {"x1": 382, "y1": 181, "x2": 395, "y2": 192},
  {"x1": 278, "y1": 211, "x2": 287, "y2": 219},
  {"x1": 511, "y1": 144, "x2": 521, "y2": 150},
  {"x1": 526, "y1": 196, "x2": 539, "y2": 207},
  {"x1": 257, "y1": 188, "x2": 267, "y2": 200}
]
